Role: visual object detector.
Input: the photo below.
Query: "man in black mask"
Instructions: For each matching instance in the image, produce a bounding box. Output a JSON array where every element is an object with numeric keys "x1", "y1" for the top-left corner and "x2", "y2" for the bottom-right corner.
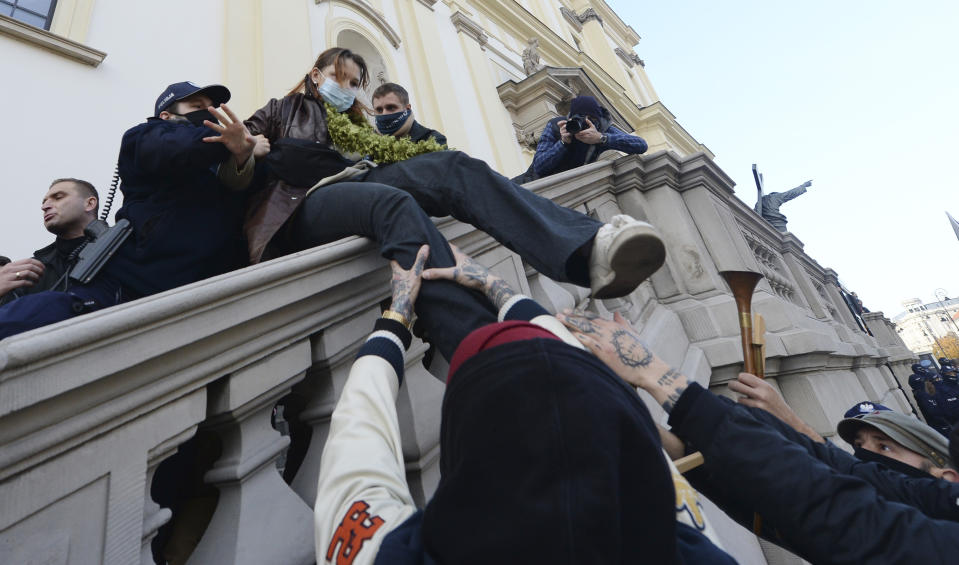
[
  {"x1": 836, "y1": 402, "x2": 959, "y2": 481},
  {"x1": 0, "y1": 82, "x2": 256, "y2": 340},
  {"x1": 371, "y1": 82, "x2": 447, "y2": 145}
]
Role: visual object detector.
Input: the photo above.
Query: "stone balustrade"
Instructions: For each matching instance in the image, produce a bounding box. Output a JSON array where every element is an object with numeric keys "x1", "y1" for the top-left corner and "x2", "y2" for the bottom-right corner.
[{"x1": 0, "y1": 150, "x2": 915, "y2": 565}]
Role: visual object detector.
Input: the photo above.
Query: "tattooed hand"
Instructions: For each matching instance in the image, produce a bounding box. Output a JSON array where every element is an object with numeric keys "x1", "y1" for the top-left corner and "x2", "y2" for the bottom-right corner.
[
  {"x1": 389, "y1": 245, "x2": 430, "y2": 322},
  {"x1": 422, "y1": 244, "x2": 518, "y2": 310},
  {"x1": 557, "y1": 310, "x2": 690, "y2": 412}
]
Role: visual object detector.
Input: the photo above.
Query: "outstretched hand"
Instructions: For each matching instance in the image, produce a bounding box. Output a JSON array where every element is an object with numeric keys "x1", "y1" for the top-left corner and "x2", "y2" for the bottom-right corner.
[
  {"x1": 557, "y1": 310, "x2": 655, "y2": 387},
  {"x1": 558, "y1": 309, "x2": 689, "y2": 412},
  {"x1": 422, "y1": 244, "x2": 517, "y2": 310},
  {"x1": 728, "y1": 373, "x2": 824, "y2": 442},
  {"x1": 389, "y1": 245, "x2": 429, "y2": 322},
  {"x1": 202, "y1": 104, "x2": 255, "y2": 163}
]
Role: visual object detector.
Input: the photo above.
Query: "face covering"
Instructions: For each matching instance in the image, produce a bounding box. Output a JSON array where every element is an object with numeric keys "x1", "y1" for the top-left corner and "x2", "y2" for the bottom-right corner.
[
  {"x1": 375, "y1": 109, "x2": 412, "y2": 135},
  {"x1": 853, "y1": 446, "x2": 932, "y2": 479},
  {"x1": 317, "y1": 78, "x2": 356, "y2": 112},
  {"x1": 170, "y1": 109, "x2": 218, "y2": 128}
]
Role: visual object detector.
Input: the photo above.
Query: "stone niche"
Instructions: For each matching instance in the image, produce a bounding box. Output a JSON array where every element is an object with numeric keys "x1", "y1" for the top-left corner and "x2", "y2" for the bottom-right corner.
[{"x1": 496, "y1": 66, "x2": 633, "y2": 151}]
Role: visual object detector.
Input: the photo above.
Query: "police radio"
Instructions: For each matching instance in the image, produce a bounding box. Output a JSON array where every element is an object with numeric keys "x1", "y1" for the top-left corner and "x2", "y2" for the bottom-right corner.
[{"x1": 67, "y1": 161, "x2": 132, "y2": 285}]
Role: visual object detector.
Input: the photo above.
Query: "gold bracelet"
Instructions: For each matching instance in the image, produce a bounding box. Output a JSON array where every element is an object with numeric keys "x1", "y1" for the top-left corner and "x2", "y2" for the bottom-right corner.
[{"x1": 381, "y1": 310, "x2": 411, "y2": 329}]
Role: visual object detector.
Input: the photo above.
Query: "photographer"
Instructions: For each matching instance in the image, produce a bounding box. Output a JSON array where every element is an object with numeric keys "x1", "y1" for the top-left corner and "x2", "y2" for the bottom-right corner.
[{"x1": 517, "y1": 95, "x2": 648, "y2": 183}]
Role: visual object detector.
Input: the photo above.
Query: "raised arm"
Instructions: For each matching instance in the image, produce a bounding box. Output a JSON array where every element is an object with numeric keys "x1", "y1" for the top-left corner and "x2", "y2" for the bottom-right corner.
[
  {"x1": 314, "y1": 246, "x2": 429, "y2": 565},
  {"x1": 423, "y1": 244, "x2": 584, "y2": 347}
]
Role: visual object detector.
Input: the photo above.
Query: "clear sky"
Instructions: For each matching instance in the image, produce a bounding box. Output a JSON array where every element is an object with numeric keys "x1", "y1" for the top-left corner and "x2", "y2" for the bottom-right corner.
[{"x1": 607, "y1": 0, "x2": 959, "y2": 317}]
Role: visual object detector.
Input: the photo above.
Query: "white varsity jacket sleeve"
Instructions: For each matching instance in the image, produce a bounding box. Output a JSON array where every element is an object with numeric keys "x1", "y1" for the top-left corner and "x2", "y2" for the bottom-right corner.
[
  {"x1": 314, "y1": 317, "x2": 417, "y2": 565},
  {"x1": 497, "y1": 294, "x2": 586, "y2": 350}
]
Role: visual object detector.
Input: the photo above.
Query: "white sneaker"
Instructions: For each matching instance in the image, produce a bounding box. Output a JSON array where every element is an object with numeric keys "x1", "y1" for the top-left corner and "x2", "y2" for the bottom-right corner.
[{"x1": 589, "y1": 215, "x2": 666, "y2": 299}]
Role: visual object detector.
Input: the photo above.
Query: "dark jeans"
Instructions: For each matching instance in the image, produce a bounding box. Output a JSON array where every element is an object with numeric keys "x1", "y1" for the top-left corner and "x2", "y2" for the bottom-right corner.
[
  {"x1": 291, "y1": 150, "x2": 602, "y2": 360},
  {"x1": 0, "y1": 275, "x2": 128, "y2": 340}
]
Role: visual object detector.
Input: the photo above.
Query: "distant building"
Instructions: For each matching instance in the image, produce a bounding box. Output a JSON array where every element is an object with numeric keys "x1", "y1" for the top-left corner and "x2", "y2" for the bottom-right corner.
[{"x1": 892, "y1": 297, "x2": 959, "y2": 355}]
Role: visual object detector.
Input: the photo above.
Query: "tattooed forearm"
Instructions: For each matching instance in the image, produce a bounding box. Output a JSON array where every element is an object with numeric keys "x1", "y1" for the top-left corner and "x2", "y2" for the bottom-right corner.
[
  {"x1": 390, "y1": 277, "x2": 415, "y2": 320},
  {"x1": 656, "y1": 368, "x2": 682, "y2": 388},
  {"x1": 611, "y1": 330, "x2": 653, "y2": 368},
  {"x1": 487, "y1": 277, "x2": 518, "y2": 310},
  {"x1": 454, "y1": 261, "x2": 489, "y2": 289},
  {"x1": 662, "y1": 389, "x2": 683, "y2": 413},
  {"x1": 654, "y1": 368, "x2": 688, "y2": 413},
  {"x1": 564, "y1": 313, "x2": 600, "y2": 334}
]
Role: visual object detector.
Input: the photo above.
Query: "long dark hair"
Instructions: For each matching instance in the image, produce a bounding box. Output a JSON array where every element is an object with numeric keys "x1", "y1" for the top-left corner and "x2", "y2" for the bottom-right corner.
[{"x1": 289, "y1": 47, "x2": 369, "y2": 117}]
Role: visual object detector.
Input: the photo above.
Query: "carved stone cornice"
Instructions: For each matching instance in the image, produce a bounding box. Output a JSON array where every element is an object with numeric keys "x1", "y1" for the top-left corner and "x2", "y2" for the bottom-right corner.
[
  {"x1": 559, "y1": 7, "x2": 583, "y2": 33},
  {"x1": 416, "y1": 0, "x2": 438, "y2": 9},
  {"x1": 614, "y1": 47, "x2": 644, "y2": 68},
  {"x1": 450, "y1": 11, "x2": 488, "y2": 48},
  {"x1": 577, "y1": 7, "x2": 603, "y2": 26},
  {"x1": 315, "y1": 0, "x2": 401, "y2": 48}
]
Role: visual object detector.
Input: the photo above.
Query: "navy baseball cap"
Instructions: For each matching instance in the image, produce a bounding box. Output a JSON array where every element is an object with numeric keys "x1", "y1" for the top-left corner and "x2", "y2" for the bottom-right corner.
[
  {"x1": 154, "y1": 81, "x2": 230, "y2": 117},
  {"x1": 842, "y1": 401, "x2": 892, "y2": 419}
]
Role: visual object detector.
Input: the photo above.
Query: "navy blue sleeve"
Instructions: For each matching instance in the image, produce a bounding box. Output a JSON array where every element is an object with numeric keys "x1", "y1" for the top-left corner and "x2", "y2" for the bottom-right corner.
[
  {"x1": 356, "y1": 317, "x2": 413, "y2": 385},
  {"x1": 603, "y1": 126, "x2": 647, "y2": 155},
  {"x1": 669, "y1": 383, "x2": 959, "y2": 564},
  {"x1": 132, "y1": 121, "x2": 231, "y2": 179},
  {"x1": 692, "y1": 386, "x2": 959, "y2": 522},
  {"x1": 532, "y1": 122, "x2": 567, "y2": 176},
  {"x1": 501, "y1": 297, "x2": 550, "y2": 322}
]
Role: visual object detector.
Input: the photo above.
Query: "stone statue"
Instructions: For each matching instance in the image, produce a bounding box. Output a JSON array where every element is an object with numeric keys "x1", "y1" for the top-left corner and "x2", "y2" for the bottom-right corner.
[
  {"x1": 752, "y1": 164, "x2": 811, "y2": 232},
  {"x1": 522, "y1": 38, "x2": 543, "y2": 76}
]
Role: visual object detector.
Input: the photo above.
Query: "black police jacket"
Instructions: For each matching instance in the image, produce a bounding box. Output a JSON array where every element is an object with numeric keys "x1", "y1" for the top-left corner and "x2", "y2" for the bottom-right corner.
[{"x1": 671, "y1": 383, "x2": 959, "y2": 564}]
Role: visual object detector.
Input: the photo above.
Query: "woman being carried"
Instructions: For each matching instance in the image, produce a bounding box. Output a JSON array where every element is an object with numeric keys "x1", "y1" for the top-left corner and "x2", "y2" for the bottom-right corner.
[{"x1": 243, "y1": 47, "x2": 666, "y2": 360}]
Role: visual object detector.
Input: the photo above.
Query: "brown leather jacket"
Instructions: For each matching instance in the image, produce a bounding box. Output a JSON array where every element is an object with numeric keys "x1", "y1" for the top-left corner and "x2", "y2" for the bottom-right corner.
[{"x1": 244, "y1": 93, "x2": 333, "y2": 263}]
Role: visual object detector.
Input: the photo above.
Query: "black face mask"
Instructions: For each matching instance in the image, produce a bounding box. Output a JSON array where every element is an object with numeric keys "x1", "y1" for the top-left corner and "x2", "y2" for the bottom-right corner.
[
  {"x1": 172, "y1": 109, "x2": 218, "y2": 128},
  {"x1": 853, "y1": 446, "x2": 932, "y2": 479}
]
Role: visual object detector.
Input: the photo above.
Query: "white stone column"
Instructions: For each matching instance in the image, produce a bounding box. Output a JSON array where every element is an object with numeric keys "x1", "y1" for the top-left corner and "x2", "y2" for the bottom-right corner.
[
  {"x1": 291, "y1": 306, "x2": 381, "y2": 505},
  {"x1": 187, "y1": 341, "x2": 314, "y2": 565},
  {"x1": 142, "y1": 428, "x2": 196, "y2": 565}
]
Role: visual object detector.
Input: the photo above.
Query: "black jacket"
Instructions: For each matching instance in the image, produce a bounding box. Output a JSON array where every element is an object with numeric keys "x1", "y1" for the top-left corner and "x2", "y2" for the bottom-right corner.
[
  {"x1": 102, "y1": 118, "x2": 249, "y2": 297},
  {"x1": 670, "y1": 383, "x2": 959, "y2": 564},
  {"x1": 407, "y1": 121, "x2": 446, "y2": 146},
  {"x1": 0, "y1": 237, "x2": 84, "y2": 306}
]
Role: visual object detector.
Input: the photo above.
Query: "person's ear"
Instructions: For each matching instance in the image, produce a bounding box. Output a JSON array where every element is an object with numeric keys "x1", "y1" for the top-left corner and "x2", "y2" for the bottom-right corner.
[
  {"x1": 405, "y1": 103, "x2": 412, "y2": 111},
  {"x1": 84, "y1": 197, "x2": 97, "y2": 214},
  {"x1": 932, "y1": 467, "x2": 959, "y2": 483},
  {"x1": 309, "y1": 67, "x2": 322, "y2": 86}
]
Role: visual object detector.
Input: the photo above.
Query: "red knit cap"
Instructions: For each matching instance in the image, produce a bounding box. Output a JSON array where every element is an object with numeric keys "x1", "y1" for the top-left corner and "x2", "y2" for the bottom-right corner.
[{"x1": 447, "y1": 321, "x2": 560, "y2": 383}]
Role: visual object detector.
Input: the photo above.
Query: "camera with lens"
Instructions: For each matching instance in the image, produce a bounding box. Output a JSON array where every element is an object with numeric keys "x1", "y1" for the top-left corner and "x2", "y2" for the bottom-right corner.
[{"x1": 565, "y1": 114, "x2": 589, "y2": 134}]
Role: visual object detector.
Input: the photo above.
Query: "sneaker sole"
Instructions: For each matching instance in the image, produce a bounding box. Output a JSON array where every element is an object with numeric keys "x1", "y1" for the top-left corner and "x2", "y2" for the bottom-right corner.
[{"x1": 592, "y1": 225, "x2": 666, "y2": 299}]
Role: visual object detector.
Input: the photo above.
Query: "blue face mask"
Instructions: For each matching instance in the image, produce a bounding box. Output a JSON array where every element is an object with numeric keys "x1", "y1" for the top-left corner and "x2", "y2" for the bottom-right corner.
[
  {"x1": 375, "y1": 109, "x2": 411, "y2": 135},
  {"x1": 317, "y1": 78, "x2": 356, "y2": 112}
]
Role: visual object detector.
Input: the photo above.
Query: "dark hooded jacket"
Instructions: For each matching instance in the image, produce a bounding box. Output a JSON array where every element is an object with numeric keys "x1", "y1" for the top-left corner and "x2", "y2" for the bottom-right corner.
[
  {"x1": 515, "y1": 107, "x2": 647, "y2": 184},
  {"x1": 378, "y1": 338, "x2": 734, "y2": 565},
  {"x1": 671, "y1": 383, "x2": 959, "y2": 564},
  {"x1": 103, "y1": 118, "x2": 249, "y2": 297}
]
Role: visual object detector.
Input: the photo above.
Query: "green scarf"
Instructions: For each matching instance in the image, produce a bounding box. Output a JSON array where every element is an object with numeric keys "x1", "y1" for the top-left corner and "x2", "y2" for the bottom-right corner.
[{"x1": 324, "y1": 102, "x2": 448, "y2": 164}]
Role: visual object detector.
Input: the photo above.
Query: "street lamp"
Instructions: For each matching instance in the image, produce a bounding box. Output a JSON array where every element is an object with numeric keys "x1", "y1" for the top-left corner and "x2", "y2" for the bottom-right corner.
[
  {"x1": 921, "y1": 314, "x2": 947, "y2": 357},
  {"x1": 933, "y1": 288, "x2": 959, "y2": 335}
]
